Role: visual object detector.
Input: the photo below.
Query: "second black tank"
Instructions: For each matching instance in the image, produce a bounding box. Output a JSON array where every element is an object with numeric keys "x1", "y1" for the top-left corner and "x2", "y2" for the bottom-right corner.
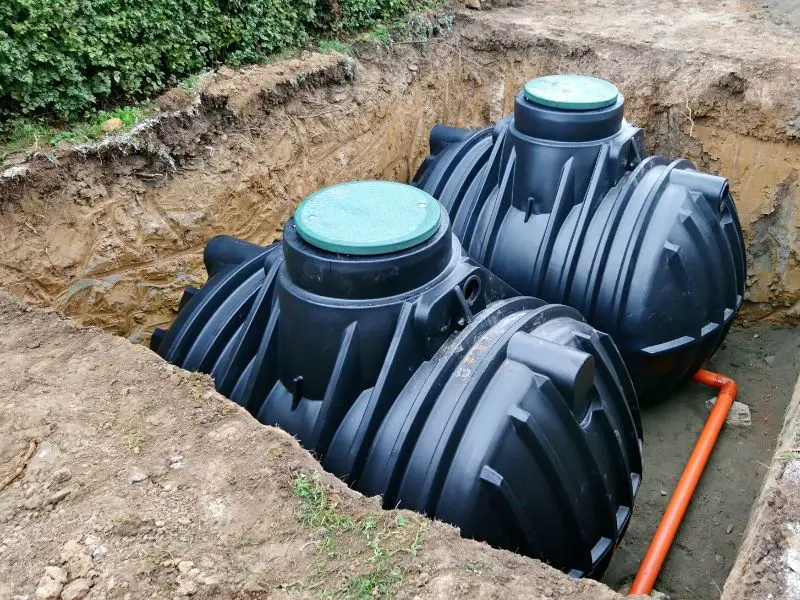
[{"x1": 413, "y1": 75, "x2": 746, "y2": 401}]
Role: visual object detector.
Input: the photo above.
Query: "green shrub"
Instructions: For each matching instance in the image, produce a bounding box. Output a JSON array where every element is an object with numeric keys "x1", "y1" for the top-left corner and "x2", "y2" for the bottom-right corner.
[{"x1": 0, "y1": 0, "x2": 412, "y2": 122}]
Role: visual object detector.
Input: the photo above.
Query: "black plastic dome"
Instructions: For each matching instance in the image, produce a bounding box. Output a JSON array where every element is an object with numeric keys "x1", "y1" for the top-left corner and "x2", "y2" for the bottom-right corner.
[
  {"x1": 152, "y1": 181, "x2": 643, "y2": 578},
  {"x1": 413, "y1": 75, "x2": 746, "y2": 401}
]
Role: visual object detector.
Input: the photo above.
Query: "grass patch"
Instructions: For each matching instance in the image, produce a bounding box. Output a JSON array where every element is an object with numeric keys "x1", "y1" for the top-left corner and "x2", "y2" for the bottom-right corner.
[
  {"x1": 317, "y1": 39, "x2": 356, "y2": 57},
  {"x1": 1, "y1": 104, "x2": 154, "y2": 163},
  {"x1": 177, "y1": 71, "x2": 213, "y2": 96},
  {"x1": 122, "y1": 422, "x2": 146, "y2": 454},
  {"x1": 290, "y1": 471, "x2": 429, "y2": 599}
]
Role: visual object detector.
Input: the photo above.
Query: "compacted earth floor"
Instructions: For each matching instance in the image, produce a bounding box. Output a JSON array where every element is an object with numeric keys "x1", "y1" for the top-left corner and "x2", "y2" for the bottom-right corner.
[{"x1": 604, "y1": 325, "x2": 800, "y2": 599}]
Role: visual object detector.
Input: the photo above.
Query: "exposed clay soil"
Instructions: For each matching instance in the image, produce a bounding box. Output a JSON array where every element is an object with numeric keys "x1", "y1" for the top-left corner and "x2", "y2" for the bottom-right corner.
[
  {"x1": 1, "y1": 0, "x2": 800, "y2": 344},
  {"x1": 604, "y1": 325, "x2": 800, "y2": 599},
  {"x1": 0, "y1": 296, "x2": 622, "y2": 600}
]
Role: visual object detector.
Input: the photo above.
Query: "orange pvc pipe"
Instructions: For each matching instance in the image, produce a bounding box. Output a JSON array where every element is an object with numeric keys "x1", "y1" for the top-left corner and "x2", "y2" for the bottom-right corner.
[{"x1": 628, "y1": 368, "x2": 737, "y2": 596}]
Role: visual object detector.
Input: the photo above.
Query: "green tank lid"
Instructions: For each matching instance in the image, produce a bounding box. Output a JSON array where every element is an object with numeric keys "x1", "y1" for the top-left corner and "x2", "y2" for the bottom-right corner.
[
  {"x1": 523, "y1": 75, "x2": 619, "y2": 110},
  {"x1": 294, "y1": 181, "x2": 441, "y2": 255}
]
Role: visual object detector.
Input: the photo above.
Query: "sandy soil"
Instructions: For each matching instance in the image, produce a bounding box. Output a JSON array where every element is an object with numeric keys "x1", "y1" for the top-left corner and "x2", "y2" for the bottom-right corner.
[
  {"x1": 0, "y1": 296, "x2": 622, "y2": 600},
  {"x1": 604, "y1": 325, "x2": 800, "y2": 599}
]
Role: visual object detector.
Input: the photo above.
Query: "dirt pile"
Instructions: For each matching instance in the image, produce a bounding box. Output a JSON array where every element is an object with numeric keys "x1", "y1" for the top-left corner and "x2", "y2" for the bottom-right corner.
[{"x1": 0, "y1": 296, "x2": 622, "y2": 600}]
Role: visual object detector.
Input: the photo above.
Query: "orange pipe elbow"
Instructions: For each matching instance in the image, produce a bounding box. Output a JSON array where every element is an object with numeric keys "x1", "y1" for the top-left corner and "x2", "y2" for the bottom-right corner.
[{"x1": 629, "y1": 368, "x2": 737, "y2": 597}]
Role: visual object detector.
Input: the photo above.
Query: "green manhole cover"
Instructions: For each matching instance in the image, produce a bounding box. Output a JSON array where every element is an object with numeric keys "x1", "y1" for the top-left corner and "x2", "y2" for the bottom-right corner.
[
  {"x1": 294, "y1": 181, "x2": 441, "y2": 255},
  {"x1": 524, "y1": 74, "x2": 619, "y2": 110}
]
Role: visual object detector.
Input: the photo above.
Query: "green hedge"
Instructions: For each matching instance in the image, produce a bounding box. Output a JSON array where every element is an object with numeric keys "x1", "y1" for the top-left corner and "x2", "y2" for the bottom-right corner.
[{"x1": 0, "y1": 0, "x2": 411, "y2": 122}]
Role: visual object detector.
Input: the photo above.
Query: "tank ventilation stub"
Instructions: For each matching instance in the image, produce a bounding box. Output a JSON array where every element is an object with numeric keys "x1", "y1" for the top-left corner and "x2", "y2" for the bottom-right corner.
[
  {"x1": 152, "y1": 180, "x2": 643, "y2": 579},
  {"x1": 414, "y1": 75, "x2": 746, "y2": 402}
]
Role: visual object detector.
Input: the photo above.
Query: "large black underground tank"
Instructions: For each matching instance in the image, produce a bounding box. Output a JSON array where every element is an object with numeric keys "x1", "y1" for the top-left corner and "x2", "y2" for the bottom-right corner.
[
  {"x1": 151, "y1": 181, "x2": 643, "y2": 578},
  {"x1": 414, "y1": 75, "x2": 746, "y2": 401}
]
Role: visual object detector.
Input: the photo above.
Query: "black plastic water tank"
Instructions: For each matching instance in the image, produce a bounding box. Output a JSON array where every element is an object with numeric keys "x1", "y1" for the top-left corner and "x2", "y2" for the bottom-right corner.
[
  {"x1": 413, "y1": 75, "x2": 746, "y2": 401},
  {"x1": 152, "y1": 181, "x2": 643, "y2": 578}
]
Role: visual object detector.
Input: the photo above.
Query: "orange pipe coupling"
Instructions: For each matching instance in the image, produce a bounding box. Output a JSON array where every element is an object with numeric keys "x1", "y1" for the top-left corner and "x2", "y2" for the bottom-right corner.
[{"x1": 629, "y1": 368, "x2": 738, "y2": 596}]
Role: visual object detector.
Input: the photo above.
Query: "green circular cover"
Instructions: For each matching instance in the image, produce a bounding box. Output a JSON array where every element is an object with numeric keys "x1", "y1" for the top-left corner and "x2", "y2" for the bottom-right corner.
[
  {"x1": 523, "y1": 75, "x2": 619, "y2": 110},
  {"x1": 294, "y1": 181, "x2": 441, "y2": 255}
]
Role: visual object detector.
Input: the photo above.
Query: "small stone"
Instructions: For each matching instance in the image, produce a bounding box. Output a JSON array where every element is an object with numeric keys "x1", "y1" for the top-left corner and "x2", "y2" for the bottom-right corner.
[
  {"x1": 128, "y1": 469, "x2": 148, "y2": 484},
  {"x1": 91, "y1": 544, "x2": 108, "y2": 561},
  {"x1": 417, "y1": 572, "x2": 429, "y2": 587},
  {"x1": 169, "y1": 373, "x2": 181, "y2": 386},
  {"x1": 67, "y1": 554, "x2": 93, "y2": 579},
  {"x1": 462, "y1": 0, "x2": 481, "y2": 8},
  {"x1": 44, "y1": 566, "x2": 67, "y2": 583},
  {"x1": 170, "y1": 455, "x2": 184, "y2": 469},
  {"x1": 660, "y1": 490, "x2": 667, "y2": 496},
  {"x1": 177, "y1": 560, "x2": 195, "y2": 574},
  {"x1": 27, "y1": 341, "x2": 40, "y2": 349},
  {"x1": 765, "y1": 355, "x2": 776, "y2": 365},
  {"x1": 408, "y1": 64, "x2": 418, "y2": 72},
  {"x1": 651, "y1": 591, "x2": 669, "y2": 600},
  {"x1": 188, "y1": 568, "x2": 200, "y2": 578},
  {"x1": 176, "y1": 579, "x2": 198, "y2": 596},
  {"x1": 727, "y1": 524, "x2": 734, "y2": 534},
  {"x1": 100, "y1": 118, "x2": 123, "y2": 133},
  {"x1": 155, "y1": 520, "x2": 165, "y2": 528},
  {"x1": 177, "y1": 517, "x2": 191, "y2": 526},
  {"x1": 46, "y1": 488, "x2": 72, "y2": 506},
  {"x1": 753, "y1": 333, "x2": 759, "y2": 338},
  {"x1": 61, "y1": 540, "x2": 93, "y2": 579},
  {"x1": 716, "y1": 554, "x2": 724, "y2": 563},
  {"x1": 706, "y1": 398, "x2": 752, "y2": 427},
  {"x1": 34, "y1": 576, "x2": 62, "y2": 599},
  {"x1": 51, "y1": 468, "x2": 72, "y2": 484},
  {"x1": 61, "y1": 579, "x2": 92, "y2": 600}
]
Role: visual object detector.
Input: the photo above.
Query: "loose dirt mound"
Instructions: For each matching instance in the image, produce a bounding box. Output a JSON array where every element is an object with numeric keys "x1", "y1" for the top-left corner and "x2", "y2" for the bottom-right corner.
[{"x1": 0, "y1": 297, "x2": 622, "y2": 600}]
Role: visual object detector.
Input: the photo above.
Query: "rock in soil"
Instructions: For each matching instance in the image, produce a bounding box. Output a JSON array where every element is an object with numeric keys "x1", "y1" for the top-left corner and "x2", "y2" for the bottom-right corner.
[
  {"x1": 60, "y1": 579, "x2": 92, "y2": 600},
  {"x1": 100, "y1": 118, "x2": 122, "y2": 133},
  {"x1": 33, "y1": 576, "x2": 61, "y2": 599},
  {"x1": 42, "y1": 567, "x2": 66, "y2": 584},
  {"x1": 706, "y1": 398, "x2": 753, "y2": 427}
]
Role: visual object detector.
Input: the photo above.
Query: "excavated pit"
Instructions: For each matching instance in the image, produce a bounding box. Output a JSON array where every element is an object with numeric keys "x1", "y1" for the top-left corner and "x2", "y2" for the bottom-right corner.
[{"x1": 2, "y1": 2, "x2": 800, "y2": 599}]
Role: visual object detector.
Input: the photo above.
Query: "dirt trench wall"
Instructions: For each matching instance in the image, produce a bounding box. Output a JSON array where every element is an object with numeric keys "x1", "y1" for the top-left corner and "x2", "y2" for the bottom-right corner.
[{"x1": 1, "y1": 9, "x2": 800, "y2": 340}]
